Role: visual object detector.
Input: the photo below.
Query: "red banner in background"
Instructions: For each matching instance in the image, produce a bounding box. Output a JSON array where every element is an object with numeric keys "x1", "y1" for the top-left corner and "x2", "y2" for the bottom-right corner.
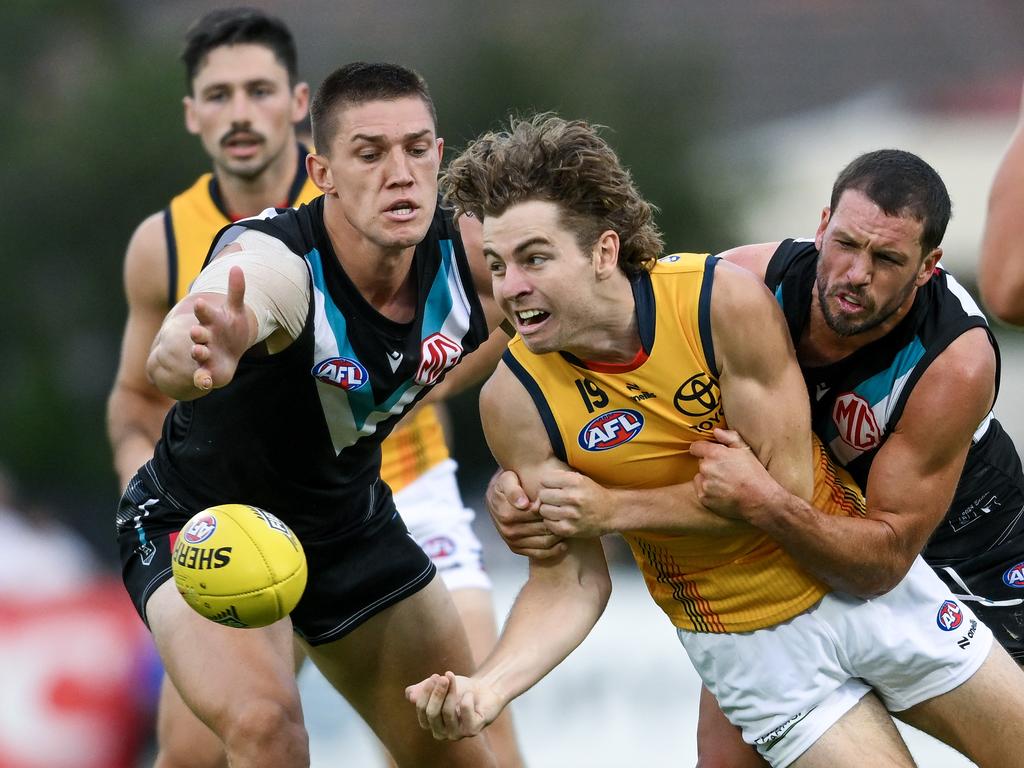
[{"x1": 0, "y1": 579, "x2": 158, "y2": 768}]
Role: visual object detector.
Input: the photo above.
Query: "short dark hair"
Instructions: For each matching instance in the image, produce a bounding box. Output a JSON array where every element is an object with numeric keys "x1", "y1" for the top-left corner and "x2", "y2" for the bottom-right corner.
[
  {"x1": 830, "y1": 149, "x2": 951, "y2": 255},
  {"x1": 443, "y1": 113, "x2": 664, "y2": 275},
  {"x1": 182, "y1": 7, "x2": 298, "y2": 91},
  {"x1": 310, "y1": 62, "x2": 437, "y2": 155}
]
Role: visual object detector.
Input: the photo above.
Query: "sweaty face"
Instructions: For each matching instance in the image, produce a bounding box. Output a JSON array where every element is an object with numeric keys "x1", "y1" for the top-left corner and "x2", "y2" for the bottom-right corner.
[
  {"x1": 185, "y1": 44, "x2": 306, "y2": 181},
  {"x1": 814, "y1": 189, "x2": 930, "y2": 337},
  {"x1": 320, "y1": 96, "x2": 441, "y2": 252},
  {"x1": 483, "y1": 200, "x2": 601, "y2": 356}
]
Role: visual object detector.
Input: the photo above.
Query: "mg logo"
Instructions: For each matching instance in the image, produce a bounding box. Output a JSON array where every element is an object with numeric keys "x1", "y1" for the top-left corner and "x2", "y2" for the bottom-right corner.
[
  {"x1": 416, "y1": 333, "x2": 463, "y2": 386},
  {"x1": 832, "y1": 392, "x2": 881, "y2": 451}
]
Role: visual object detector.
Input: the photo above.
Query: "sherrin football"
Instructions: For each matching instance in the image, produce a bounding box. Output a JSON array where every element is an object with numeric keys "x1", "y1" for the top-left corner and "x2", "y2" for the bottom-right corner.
[{"x1": 172, "y1": 504, "x2": 307, "y2": 629}]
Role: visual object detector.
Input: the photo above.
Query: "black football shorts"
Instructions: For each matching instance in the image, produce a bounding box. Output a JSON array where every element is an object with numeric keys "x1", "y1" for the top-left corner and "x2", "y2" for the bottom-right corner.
[{"x1": 116, "y1": 463, "x2": 436, "y2": 645}]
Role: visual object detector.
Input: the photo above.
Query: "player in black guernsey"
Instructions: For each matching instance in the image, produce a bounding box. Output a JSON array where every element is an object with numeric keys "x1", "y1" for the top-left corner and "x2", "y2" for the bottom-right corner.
[
  {"x1": 116, "y1": 63, "x2": 499, "y2": 768},
  {"x1": 692, "y1": 150, "x2": 1024, "y2": 767},
  {"x1": 764, "y1": 237, "x2": 1024, "y2": 656}
]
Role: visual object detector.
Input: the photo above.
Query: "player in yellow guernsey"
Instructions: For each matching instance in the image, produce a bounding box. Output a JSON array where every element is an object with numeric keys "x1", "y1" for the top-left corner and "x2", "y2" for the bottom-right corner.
[
  {"x1": 503, "y1": 252, "x2": 863, "y2": 633},
  {"x1": 407, "y1": 114, "x2": 1024, "y2": 768},
  {"x1": 106, "y1": 9, "x2": 520, "y2": 768}
]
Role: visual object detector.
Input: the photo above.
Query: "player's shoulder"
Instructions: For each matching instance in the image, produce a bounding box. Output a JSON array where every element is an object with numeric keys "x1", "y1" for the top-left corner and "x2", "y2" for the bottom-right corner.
[
  {"x1": 125, "y1": 211, "x2": 168, "y2": 268},
  {"x1": 123, "y1": 211, "x2": 170, "y2": 305}
]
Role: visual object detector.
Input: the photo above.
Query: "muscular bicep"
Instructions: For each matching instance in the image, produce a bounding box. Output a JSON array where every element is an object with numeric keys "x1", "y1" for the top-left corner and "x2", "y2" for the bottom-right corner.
[
  {"x1": 711, "y1": 260, "x2": 813, "y2": 499},
  {"x1": 864, "y1": 328, "x2": 997, "y2": 552}
]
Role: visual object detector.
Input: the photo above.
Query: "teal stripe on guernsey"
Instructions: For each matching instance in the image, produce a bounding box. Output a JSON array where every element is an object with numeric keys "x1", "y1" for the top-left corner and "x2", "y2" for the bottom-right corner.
[
  {"x1": 819, "y1": 336, "x2": 926, "y2": 444},
  {"x1": 305, "y1": 247, "x2": 375, "y2": 428},
  {"x1": 423, "y1": 239, "x2": 456, "y2": 335},
  {"x1": 774, "y1": 284, "x2": 784, "y2": 309}
]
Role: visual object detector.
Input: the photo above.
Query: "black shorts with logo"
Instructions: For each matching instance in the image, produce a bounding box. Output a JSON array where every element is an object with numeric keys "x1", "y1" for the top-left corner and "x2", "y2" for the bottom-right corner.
[
  {"x1": 116, "y1": 463, "x2": 436, "y2": 646},
  {"x1": 926, "y1": 420, "x2": 1024, "y2": 663}
]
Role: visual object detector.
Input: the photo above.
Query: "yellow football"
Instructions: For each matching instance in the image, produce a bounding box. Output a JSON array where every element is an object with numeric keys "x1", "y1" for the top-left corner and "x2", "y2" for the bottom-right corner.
[{"x1": 171, "y1": 504, "x2": 307, "y2": 629}]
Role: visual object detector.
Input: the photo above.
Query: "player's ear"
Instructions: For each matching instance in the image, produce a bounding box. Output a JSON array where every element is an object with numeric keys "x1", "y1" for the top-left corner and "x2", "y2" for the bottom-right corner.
[
  {"x1": 814, "y1": 206, "x2": 831, "y2": 251},
  {"x1": 291, "y1": 81, "x2": 310, "y2": 124},
  {"x1": 593, "y1": 230, "x2": 621, "y2": 279},
  {"x1": 917, "y1": 247, "x2": 942, "y2": 285},
  {"x1": 307, "y1": 153, "x2": 333, "y2": 194},
  {"x1": 184, "y1": 95, "x2": 200, "y2": 136}
]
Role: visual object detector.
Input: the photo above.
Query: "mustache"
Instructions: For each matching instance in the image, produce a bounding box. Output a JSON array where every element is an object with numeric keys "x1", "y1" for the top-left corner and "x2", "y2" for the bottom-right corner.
[{"x1": 219, "y1": 128, "x2": 266, "y2": 147}]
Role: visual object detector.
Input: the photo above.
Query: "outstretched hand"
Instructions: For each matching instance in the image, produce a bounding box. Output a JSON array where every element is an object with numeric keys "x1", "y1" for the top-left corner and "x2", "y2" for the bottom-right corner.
[
  {"x1": 189, "y1": 266, "x2": 255, "y2": 392},
  {"x1": 405, "y1": 672, "x2": 503, "y2": 741}
]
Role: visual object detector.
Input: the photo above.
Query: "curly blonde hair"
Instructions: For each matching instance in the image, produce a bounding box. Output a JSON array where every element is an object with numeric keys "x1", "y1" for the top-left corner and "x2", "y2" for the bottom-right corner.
[{"x1": 443, "y1": 114, "x2": 663, "y2": 274}]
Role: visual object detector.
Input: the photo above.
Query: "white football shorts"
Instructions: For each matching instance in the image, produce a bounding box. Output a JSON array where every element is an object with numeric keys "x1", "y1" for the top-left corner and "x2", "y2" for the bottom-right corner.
[
  {"x1": 678, "y1": 556, "x2": 993, "y2": 767},
  {"x1": 393, "y1": 459, "x2": 492, "y2": 592}
]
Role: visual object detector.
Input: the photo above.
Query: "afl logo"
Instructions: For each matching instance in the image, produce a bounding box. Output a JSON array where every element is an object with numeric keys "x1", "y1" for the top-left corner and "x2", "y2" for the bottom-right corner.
[
  {"x1": 674, "y1": 373, "x2": 720, "y2": 417},
  {"x1": 936, "y1": 600, "x2": 964, "y2": 631},
  {"x1": 422, "y1": 535, "x2": 456, "y2": 560},
  {"x1": 416, "y1": 332, "x2": 463, "y2": 386},
  {"x1": 312, "y1": 357, "x2": 368, "y2": 391},
  {"x1": 578, "y1": 409, "x2": 644, "y2": 452},
  {"x1": 1003, "y1": 562, "x2": 1024, "y2": 588},
  {"x1": 832, "y1": 392, "x2": 881, "y2": 451},
  {"x1": 183, "y1": 514, "x2": 217, "y2": 545}
]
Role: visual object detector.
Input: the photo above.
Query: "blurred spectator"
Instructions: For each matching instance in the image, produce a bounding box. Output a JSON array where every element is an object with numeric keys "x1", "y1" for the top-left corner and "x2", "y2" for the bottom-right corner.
[
  {"x1": 979, "y1": 79, "x2": 1024, "y2": 325},
  {"x1": 0, "y1": 467, "x2": 159, "y2": 768}
]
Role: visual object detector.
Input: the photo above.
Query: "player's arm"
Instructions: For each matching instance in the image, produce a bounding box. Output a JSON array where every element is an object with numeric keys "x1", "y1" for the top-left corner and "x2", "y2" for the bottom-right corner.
[
  {"x1": 147, "y1": 233, "x2": 309, "y2": 401},
  {"x1": 406, "y1": 362, "x2": 612, "y2": 740},
  {"x1": 107, "y1": 213, "x2": 176, "y2": 489},
  {"x1": 696, "y1": 328, "x2": 996, "y2": 597},
  {"x1": 715, "y1": 241, "x2": 780, "y2": 281},
  {"x1": 979, "y1": 80, "x2": 1024, "y2": 325}
]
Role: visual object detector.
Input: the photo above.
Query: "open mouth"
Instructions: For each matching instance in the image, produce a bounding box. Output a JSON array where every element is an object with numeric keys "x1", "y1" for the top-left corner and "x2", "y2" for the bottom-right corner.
[
  {"x1": 385, "y1": 200, "x2": 417, "y2": 218},
  {"x1": 515, "y1": 309, "x2": 549, "y2": 329}
]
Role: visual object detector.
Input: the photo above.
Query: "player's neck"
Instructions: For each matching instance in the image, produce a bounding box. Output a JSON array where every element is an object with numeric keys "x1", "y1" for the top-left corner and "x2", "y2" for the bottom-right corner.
[
  {"x1": 567, "y1": 285, "x2": 641, "y2": 365},
  {"x1": 323, "y1": 209, "x2": 417, "y2": 322},
  {"x1": 214, "y1": 140, "x2": 300, "y2": 220}
]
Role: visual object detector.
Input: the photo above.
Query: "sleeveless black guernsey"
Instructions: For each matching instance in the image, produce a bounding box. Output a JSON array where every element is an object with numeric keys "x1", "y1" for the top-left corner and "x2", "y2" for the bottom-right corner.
[
  {"x1": 150, "y1": 197, "x2": 488, "y2": 540},
  {"x1": 765, "y1": 239, "x2": 1024, "y2": 563}
]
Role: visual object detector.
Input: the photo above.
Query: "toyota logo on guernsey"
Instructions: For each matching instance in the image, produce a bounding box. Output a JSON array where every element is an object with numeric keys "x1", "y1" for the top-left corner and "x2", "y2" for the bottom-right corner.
[
  {"x1": 578, "y1": 409, "x2": 644, "y2": 451},
  {"x1": 936, "y1": 600, "x2": 964, "y2": 631},
  {"x1": 312, "y1": 357, "x2": 369, "y2": 391},
  {"x1": 183, "y1": 514, "x2": 217, "y2": 545},
  {"x1": 1003, "y1": 562, "x2": 1024, "y2": 588}
]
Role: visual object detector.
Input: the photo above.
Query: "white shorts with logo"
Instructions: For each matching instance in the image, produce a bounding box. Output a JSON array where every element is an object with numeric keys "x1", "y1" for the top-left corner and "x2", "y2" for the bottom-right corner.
[
  {"x1": 678, "y1": 557, "x2": 993, "y2": 768},
  {"x1": 393, "y1": 459, "x2": 492, "y2": 592}
]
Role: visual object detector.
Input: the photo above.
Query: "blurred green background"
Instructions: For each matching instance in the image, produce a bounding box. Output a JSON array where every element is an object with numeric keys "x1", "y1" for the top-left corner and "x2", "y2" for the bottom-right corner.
[{"x1": 2, "y1": 0, "x2": 1021, "y2": 562}]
